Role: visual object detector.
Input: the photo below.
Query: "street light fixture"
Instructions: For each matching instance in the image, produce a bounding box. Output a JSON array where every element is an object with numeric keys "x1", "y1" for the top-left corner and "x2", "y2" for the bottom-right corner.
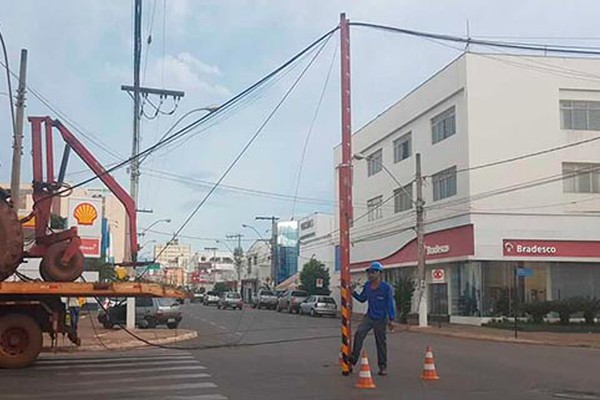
[
  {"x1": 241, "y1": 224, "x2": 271, "y2": 248},
  {"x1": 354, "y1": 152, "x2": 428, "y2": 327},
  {"x1": 139, "y1": 218, "x2": 171, "y2": 237},
  {"x1": 353, "y1": 153, "x2": 415, "y2": 203}
]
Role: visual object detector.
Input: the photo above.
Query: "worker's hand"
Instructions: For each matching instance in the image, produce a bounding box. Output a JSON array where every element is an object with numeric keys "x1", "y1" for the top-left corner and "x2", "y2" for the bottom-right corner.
[{"x1": 388, "y1": 321, "x2": 395, "y2": 332}]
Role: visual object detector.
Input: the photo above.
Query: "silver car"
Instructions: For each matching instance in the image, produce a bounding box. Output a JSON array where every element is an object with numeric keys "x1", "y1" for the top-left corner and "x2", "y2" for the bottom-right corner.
[{"x1": 299, "y1": 295, "x2": 337, "y2": 317}]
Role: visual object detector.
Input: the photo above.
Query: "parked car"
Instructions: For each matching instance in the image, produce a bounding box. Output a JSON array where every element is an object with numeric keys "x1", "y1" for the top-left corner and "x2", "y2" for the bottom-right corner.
[
  {"x1": 252, "y1": 289, "x2": 278, "y2": 309},
  {"x1": 276, "y1": 289, "x2": 308, "y2": 313},
  {"x1": 203, "y1": 291, "x2": 220, "y2": 306},
  {"x1": 98, "y1": 297, "x2": 182, "y2": 329},
  {"x1": 191, "y1": 292, "x2": 205, "y2": 303},
  {"x1": 218, "y1": 292, "x2": 243, "y2": 310},
  {"x1": 299, "y1": 295, "x2": 337, "y2": 317}
]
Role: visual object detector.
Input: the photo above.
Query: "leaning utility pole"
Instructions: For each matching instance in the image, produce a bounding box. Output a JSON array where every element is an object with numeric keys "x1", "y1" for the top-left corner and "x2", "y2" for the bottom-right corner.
[
  {"x1": 338, "y1": 13, "x2": 354, "y2": 376},
  {"x1": 255, "y1": 216, "x2": 279, "y2": 287},
  {"x1": 10, "y1": 49, "x2": 28, "y2": 211},
  {"x1": 415, "y1": 153, "x2": 428, "y2": 327}
]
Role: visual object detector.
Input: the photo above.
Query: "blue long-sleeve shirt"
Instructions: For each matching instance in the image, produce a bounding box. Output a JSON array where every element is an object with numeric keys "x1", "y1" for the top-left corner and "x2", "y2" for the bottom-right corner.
[{"x1": 352, "y1": 281, "x2": 396, "y2": 321}]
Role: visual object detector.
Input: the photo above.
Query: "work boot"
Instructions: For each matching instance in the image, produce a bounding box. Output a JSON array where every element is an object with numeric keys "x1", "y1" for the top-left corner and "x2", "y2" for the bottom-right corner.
[{"x1": 378, "y1": 368, "x2": 388, "y2": 376}]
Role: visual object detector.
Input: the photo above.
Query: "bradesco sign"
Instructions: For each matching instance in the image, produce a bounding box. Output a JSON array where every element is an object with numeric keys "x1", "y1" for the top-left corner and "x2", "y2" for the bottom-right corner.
[{"x1": 503, "y1": 239, "x2": 600, "y2": 258}]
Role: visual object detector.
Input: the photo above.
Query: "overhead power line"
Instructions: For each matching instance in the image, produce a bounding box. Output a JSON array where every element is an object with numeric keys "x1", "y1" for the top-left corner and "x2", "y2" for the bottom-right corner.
[
  {"x1": 142, "y1": 30, "x2": 336, "y2": 279},
  {"x1": 350, "y1": 22, "x2": 600, "y2": 55}
]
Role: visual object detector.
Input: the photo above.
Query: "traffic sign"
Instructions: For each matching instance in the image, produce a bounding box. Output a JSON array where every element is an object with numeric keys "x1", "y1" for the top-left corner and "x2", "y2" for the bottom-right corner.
[
  {"x1": 316, "y1": 278, "x2": 324, "y2": 288},
  {"x1": 516, "y1": 268, "x2": 533, "y2": 278},
  {"x1": 431, "y1": 269, "x2": 445, "y2": 283}
]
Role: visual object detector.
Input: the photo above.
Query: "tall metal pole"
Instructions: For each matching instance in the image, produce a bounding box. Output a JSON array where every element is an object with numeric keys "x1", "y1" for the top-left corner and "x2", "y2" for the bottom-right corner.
[
  {"x1": 338, "y1": 12, "x2": 353, "y2": 376},
  {"x1": 126, "y1": 0, "x2": 142, "y2": 331},
  {"x1": 415, "y1": 153, "x2": 428, "y2": 327},
  {"x1": 256, "y1": 216, "x2": 279, "y2": 287},
  {"x1": 10, "y1": 49, "x2": 27, "y2": 211}
]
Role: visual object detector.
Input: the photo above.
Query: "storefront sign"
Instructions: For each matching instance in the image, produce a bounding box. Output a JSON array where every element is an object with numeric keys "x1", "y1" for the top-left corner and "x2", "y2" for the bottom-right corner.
[
  {"x1": 431, "y1": 269, "x2": 445, "y2": 283},
  {"x1": 68, "y1": 198, "x2": 103, "y2": 258},
  {"x1": 350, "y1": 224, "x2": 474, "y2": 270},
  {"x1": 503, "y1": 239, "x2": 600, "y2": 258}
]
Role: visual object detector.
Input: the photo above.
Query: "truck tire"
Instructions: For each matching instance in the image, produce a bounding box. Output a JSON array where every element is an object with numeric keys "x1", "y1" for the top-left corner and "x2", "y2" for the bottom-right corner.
[
  {"x1": 167, "y1": 322, "x2": 179, "y2": 329},
  {"x1": 40, "y1": 242, "x2": 84, "y2": 282},
  {"x1": 0, "y1": 314, "x2": 43, "y2": 369},
  {"x1": 0, "y1": 199, "x2": 23, "y2": 282}
]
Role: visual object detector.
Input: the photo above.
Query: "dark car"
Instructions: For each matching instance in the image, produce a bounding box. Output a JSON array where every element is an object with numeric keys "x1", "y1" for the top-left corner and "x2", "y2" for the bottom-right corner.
[
  {"x1": 98, "y1": 297, "x2": 182, "y2": 329},
  {"x1": 276, "y1": 289, "x2": 308, "y2": 314}
]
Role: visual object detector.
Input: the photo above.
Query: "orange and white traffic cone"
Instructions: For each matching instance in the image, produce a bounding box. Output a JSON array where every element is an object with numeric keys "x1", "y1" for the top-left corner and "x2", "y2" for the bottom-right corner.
[
  {"x1": 420, "y1": 346, "x2": 440, "y2": 380},
  {"x1": 355, "y1": 350, "x2": 376, "y2": 389}
]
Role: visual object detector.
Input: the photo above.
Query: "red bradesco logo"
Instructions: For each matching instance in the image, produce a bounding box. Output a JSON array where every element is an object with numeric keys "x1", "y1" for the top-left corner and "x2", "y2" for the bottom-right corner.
[{"x1": 503, "y1": 239, "x2": 600, "y2": 258}]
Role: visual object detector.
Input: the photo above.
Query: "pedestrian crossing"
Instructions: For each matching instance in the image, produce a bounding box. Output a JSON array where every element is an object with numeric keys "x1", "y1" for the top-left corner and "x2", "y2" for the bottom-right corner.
[{"x1": 0, "y1": 349, "x2": 228, "y2": 400}]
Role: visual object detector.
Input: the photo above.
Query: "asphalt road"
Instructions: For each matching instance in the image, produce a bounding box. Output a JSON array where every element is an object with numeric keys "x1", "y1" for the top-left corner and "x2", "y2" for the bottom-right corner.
[
  {"x1": 2, "y1": 303, "x2": 600, "y2": 400},
  {"x1": 179, "y1": 303, "x2": 600, "y2": 400}
]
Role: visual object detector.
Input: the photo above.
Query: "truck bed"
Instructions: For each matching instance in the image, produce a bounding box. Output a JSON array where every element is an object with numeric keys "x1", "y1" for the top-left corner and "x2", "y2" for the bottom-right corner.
[{"x1": 0, "y1": 282, "x2": 187, "y2": 298}]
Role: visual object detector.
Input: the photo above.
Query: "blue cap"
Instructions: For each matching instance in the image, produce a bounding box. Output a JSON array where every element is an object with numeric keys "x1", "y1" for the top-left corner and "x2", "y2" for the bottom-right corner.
[{"x1": 366, "y1": 261, "x2": 384, "y2": 272}]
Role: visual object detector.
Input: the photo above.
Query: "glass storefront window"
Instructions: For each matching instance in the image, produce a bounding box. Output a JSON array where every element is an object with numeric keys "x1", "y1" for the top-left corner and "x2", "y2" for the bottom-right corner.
[
  {"x1": 551, "y1": 263, "x2": 600, "y2": 300},
  {"x1": 450, "y1": 262, "x2": 483, "y2": 316}
]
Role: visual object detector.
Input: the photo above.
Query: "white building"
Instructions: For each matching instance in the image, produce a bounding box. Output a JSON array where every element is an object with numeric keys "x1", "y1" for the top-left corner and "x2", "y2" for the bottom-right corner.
[
  {"x1": 241, "y1": 240, "x2": 272, "y2": 301},
  {"x1": 335, "y1": 53, "x2": 600, "y2": 324},
  {"x1": 154, "y1": 239, "x2": 191, "y2": 283},
  {"x1": 297, "y1": 213, "x2": 337, "y2": 296},
  {"x1": 191, "y1": 250, "x2": 237, "y2": 283}
]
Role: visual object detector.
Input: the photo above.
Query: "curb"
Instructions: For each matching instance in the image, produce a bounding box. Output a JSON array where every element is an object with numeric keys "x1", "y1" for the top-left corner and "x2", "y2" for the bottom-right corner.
[
  {"x1": 404, "y1": 327, "x2": 600, "y2": 350},
  {"x1": 42, "y1": 330, "x2": 198, "y2": 353}
]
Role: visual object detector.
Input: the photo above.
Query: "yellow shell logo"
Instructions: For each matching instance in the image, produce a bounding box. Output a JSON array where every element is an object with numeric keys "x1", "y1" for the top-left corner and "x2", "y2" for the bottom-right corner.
[{"x1": 73, "y1": 202, "x2": 98, "y2": 226}]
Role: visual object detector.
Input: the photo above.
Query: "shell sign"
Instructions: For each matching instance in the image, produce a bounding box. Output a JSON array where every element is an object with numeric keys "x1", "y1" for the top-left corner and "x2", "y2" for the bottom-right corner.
[
  {"x1": 73, "y1": 202, "x2": 98, "y2": 226},
  {"x1": 68, "y1": 198, "x2": 103, "y2": 258}
]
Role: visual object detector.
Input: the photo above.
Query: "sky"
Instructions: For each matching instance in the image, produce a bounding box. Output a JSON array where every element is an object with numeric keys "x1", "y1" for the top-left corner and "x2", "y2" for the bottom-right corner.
[{"x1": 1, "y1": 0, "x2": 600, "y2": 255}]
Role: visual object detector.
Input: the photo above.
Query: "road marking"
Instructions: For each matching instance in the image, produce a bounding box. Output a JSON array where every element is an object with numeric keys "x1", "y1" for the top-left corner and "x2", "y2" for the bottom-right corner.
[
  {"x1": 40, "y1": 360, "x2": 201, "y2": 370},
  {"x1": 67, "y1": 365, "x2": 207, "y2": 376},
  {"x1": 67, "y1": 373, "x2": 211, "y2": 385},
  {"x1": 209, "y1": 321, "x2": 217, "y2": 326},
  {"x1": 217, "y1": 325, "x2": 227, "y2": 330},
  {"x1": 161, "y1": 396, "x2": 228, "y2": 400},
  {"x1": 12, "y1": 382, "x2": 219, "y2": 399},
  {"x1": 37, "y1": 355, "x2": 194, "y2": 365}
]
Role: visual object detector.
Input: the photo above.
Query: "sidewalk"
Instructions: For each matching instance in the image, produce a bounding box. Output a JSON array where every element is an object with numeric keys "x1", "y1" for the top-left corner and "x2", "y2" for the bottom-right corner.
[
  {"x1": 403, "y1": 322, "x2": 600, "y2": 349},
  {"x1": 42, "y1": 313, "x2": 197, "y2": 353}
]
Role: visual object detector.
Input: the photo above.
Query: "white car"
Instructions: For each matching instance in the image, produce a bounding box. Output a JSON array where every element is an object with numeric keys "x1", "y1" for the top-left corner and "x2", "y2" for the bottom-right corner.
[{"x1": 299, "y1": 295, "x2": 337, "y2": 317}]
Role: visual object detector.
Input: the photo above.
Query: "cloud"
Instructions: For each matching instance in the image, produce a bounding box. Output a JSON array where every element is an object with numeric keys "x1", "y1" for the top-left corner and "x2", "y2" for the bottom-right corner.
[{"x1": 146, "y1": 53, "x2": 230, "y2": 98}]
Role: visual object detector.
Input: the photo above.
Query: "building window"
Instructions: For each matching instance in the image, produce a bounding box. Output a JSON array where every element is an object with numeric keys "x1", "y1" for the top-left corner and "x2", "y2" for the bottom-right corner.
[
  {"x1": 560, "y1": 100, "x2": 600, "y2": 131},
  {"x1": 394, "y1": 184, "x2": 413, "y2": 213},
  {"x1": 563, "y1": 162, "x2": 600, "y2": 193},
  {"x1": 432, "y1": 166, "x2": 457, "y2": 201},
  {"x1": 367, "y1": 195, "x2": 383, "y2": 221},
  {"x1": 367, "y1": 149, "x2": 383, "y2": 177},
  {"x1": 393, "y1": 132, "x2": 412, "y2": 163},
  {"x1": 431, "y1": 107, "x2": 456, "y2": 144}
]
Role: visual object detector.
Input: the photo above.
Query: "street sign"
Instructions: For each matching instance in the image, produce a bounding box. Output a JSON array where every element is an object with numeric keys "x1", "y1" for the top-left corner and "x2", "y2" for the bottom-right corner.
[
  {"x1": 316, "y1": 278, "x2": 324, "y2": 288},
  {"x1": 517, "y1": 268, "x2": 533, "y2": 278},
  {"x1": 431, "y1": 269, "x2": 445, "y2": 283}
]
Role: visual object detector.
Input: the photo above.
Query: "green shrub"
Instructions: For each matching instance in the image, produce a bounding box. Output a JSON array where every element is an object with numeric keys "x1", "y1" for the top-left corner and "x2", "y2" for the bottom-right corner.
[
  {"x1": 522, "y1": 301, "x2": 552, "y2": 323},
  {"x1": 551, "y1": 298, "x2": 585, "y2": 325},
  {"x1": 580, "y1": 297, "x2": 600, "y2": 325},
  {"x1": 393, "y1": 277, "x2": 414, "y2": 323}
]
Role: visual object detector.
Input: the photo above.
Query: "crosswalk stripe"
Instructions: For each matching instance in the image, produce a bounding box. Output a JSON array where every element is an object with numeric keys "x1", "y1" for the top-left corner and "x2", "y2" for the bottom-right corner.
[
  {"x1": 162, "y1": 396, "x2": 228, "y2": 400},
  {"x1": 66, "y1": 373, "x2": 211, "y2": 385},
  {"x1": 35, "y1": 359, "x2": 199, "y2": 370},
  {"x1": 37, "y1": 354, "x2": 194, "y2": 365},
  {"x1": 63, "y1": 365, "x2": 207, "y2": 376},
  {"x1": 24, "y1": 382, "x2": 219, "y2": 398}
]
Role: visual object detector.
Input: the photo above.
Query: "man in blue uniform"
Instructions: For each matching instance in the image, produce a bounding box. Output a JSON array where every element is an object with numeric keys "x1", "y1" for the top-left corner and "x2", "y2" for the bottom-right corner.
[{"x1": 349, "y1": 261, "x2": 396, "y2": 376}]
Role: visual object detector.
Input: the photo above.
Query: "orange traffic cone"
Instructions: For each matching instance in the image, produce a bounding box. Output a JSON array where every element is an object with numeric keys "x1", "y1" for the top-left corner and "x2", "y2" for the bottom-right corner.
[
  {"x1": 420, "y1": 346, "x2": 440, "y2": 380},
  {"x1": 355, "y1": 351, "x2": 376, "y2": 389}
]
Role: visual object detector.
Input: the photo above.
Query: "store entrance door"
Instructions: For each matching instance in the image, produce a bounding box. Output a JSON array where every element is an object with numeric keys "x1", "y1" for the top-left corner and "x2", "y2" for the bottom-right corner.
[{"x1": 429, "y1": 283, "x2": 449, "y2": 316}]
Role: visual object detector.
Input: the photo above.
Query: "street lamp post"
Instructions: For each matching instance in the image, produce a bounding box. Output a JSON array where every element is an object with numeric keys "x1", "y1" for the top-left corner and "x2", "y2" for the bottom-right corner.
[
  {"x1": 139, "y1": 218, "x2": 171, "y2": 237},
  {"x1": 353, "y1": 152, "x2": 427, "y2": 327},
  {"x1": 254, "y1": 217, "x2": 279, "y2": 288}
]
